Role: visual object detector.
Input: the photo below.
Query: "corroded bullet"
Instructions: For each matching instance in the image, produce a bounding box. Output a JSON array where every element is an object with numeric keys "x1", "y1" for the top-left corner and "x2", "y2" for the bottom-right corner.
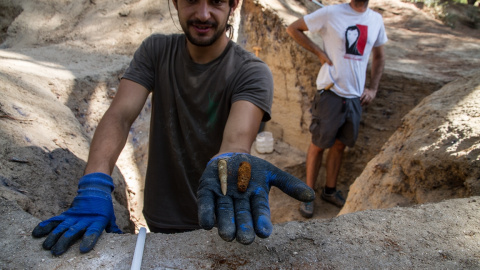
[
  {"x1": 218, "y1": 159, "x2": 228, "y2": 195},
  {"x1": 237, "y1": 161, "x2": 251, "y2": 192}
]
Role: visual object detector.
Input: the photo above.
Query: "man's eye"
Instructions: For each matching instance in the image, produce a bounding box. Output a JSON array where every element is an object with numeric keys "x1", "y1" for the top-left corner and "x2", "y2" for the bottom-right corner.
[{"x1": 211, "y1": 0, "x2": 225, "y2": 5}]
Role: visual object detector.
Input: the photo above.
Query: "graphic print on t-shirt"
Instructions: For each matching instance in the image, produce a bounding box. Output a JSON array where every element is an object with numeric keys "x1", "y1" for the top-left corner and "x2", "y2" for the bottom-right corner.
[{"x1": 345, "y1": 24, "x2": 368, "y2": 57}]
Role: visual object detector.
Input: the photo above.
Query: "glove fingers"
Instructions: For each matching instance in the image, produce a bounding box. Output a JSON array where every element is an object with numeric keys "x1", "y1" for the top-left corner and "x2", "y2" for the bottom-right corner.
[
  {"x1": 269, "y1": 170, "x2": 315, "y2": 202},
  {"x1": 234, "y1": 198, "x2": 255, "y2": 245},
  {"x1": 251, "y1": 193, "x2": 273, "y2": 239},
  {"x1": 197, "y1": 187, "x2": 216, "y2": 230},
  {"x1": 105, "y1": 219, "x2": 123, "y2": 234},
  {"x1": 216, "y1": 195, "x2": 235, "y2": 242},
  {"x1": 42, "y1": 218, "x2": 77, "y2": 250},
  {"x1": 51, "y1": 221, "x2": 89, "y2": 256},
  {"x1": 32, "y1": 219, "x2": 63, "y2": 238},
  {"x1": 80, "y1": 221, "x2": 105, "y2": 253}
]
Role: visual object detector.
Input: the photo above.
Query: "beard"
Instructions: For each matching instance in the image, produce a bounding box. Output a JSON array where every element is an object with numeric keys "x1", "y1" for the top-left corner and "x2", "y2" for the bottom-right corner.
[
  {"x1": 182, "y1": 7, "x2": 232, "y2": 47},
  {"x1": 183, "y1": 19, "x2": 227, "y2": 47},
  {"x1": 352, "y1": 0, "x2": 369, "y2": 8}
]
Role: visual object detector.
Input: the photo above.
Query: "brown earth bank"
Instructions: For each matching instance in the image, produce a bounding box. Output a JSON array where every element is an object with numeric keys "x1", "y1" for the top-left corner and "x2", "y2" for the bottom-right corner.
[
  {"x1": 340, "y1": 71, "x2": 480, "y2": 215},
  {"x1": 1, "y1": 196, "x2": 479, "y2": 269},
  {"x1": 1, "y1": 0, "x2": 480, "y2": 268}
]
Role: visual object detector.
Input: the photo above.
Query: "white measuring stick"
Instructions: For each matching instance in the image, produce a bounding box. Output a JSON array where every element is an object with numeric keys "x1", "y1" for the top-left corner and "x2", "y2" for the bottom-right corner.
[
  {"x1": 131, "y1": 227, "x2": 147, "y2": 270},
  {"x1": 311, "y1": 0, "x2": 324, "y2": 7}
]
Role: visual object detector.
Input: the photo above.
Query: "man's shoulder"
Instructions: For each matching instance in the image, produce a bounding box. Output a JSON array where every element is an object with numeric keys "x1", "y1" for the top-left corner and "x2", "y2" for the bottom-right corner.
[
  {"x1": 366, "y1": 8, "x2": 384, "y2": 20},
  {"x1": 306, "y1": 3, "x2": 349, "y2": 21},
  {"x1": 329, "y1": 3, "x2": 382, "y2": 19},
  {"x1": 228, "y1": 41, "x2": 268, "y2": 68},
  {"x1": 330, "y1": 3, "x2": 350, "y2": 13},
  {"x1": 221, "y1": 41, "x2": 272, "y2": 81}
]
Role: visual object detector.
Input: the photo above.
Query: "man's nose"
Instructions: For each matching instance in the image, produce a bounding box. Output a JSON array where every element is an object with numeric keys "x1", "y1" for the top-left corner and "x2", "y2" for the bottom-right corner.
[{"x1": 195, "y1": 1, "x2": 212, "y2": 22}]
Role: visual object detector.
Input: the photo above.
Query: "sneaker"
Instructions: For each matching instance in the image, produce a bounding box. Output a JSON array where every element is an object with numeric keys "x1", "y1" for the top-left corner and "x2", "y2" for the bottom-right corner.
[
  {"x1": 299, "y1": 202, "x2": 314, "y2": 218},
  {"x1": 321, "y1": 189, "x2": 345, "y2": 207}
]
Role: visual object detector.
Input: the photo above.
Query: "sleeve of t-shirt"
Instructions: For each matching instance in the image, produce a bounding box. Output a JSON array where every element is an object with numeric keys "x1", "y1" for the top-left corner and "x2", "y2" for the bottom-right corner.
[
  {"x1": 231, "y1": 60, "x2": 274, "y2": 122},
  {"x1": 303, "y1": 6, "x2": 329, "y2": 33},
  {"x1": 122, "y1": 35, "x2": 157, "y2": 92},
  {"x1": 374, "y1": 20, "x2": 388, "y2": 47}
]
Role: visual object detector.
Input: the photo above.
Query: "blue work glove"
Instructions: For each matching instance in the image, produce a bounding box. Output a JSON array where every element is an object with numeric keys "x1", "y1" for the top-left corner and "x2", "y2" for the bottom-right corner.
[
  {"x1": 32, "y1": 172, "x2": 122, "y2": 256},
  {"x1": 197, "y1": 153, "x2": 315, "y2": 245}
]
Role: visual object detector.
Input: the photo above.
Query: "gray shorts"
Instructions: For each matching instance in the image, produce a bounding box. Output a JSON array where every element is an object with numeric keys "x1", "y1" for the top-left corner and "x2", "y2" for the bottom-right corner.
[{"x1": 309, "y1": 90, "x2": 362, "y2": 149}]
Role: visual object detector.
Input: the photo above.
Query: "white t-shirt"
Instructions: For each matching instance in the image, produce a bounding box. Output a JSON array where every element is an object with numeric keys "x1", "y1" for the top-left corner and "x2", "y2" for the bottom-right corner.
[{"x1": 304, "y1": 3, "x2": 388, "y2": 98}]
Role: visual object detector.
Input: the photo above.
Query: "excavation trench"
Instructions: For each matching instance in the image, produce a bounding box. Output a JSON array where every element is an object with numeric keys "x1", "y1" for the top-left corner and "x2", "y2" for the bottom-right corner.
[{"x1": 59, "y1": 0, "x2": 446, "y2": 229}]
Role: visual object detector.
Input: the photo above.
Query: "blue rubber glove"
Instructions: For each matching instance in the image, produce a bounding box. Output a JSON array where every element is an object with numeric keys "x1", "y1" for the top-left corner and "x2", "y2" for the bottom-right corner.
[
  {"x1": 32, "y1": 172, "x2": 122, "y2": 256},
  {"x1": 197, "y1": 153, "x2": 315, "y2": 245}
]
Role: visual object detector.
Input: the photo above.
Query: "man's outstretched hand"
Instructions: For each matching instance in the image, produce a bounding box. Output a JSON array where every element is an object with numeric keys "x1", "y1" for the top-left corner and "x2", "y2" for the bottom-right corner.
[
  {"x1": 32, "y1": 173, "x2": 122, "y2": 256},
  {"x1": 197, "y1": 153, "x2": 315, "y2": 244}
]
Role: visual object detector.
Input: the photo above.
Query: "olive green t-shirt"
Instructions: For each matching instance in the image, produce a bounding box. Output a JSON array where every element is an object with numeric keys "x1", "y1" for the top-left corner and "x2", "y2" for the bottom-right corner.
[{"x1": 123, "y1": 34, "x2": 273, "y2": 229}]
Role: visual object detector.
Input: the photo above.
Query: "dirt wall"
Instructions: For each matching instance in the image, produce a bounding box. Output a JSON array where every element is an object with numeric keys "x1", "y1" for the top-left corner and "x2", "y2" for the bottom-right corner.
[
  {"x1": 341, "y1": 71, "x2": 480, "y2": 214},
  {"x1": 2, "y1": 196, "x2": 479, "y2": 269}
]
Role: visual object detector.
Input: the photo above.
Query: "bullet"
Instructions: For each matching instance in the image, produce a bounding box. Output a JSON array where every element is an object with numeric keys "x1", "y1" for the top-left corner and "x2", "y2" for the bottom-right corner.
[{"x1": 218, "y1": 159, "x2": 228, "y2": 195}]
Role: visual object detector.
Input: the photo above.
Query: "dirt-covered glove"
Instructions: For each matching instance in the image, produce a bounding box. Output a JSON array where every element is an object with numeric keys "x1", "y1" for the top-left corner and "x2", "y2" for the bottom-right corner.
[
  {"x1": 197, "y1": 153, "x2": 315, "y2": 245},
  {"x1": 32, "y1": 172, "x2": 122, "y2": 256}
]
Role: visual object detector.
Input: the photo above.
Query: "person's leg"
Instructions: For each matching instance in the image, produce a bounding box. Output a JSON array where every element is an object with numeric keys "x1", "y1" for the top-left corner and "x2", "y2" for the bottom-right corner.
[
  {"x1": 325, "y1": 139, "x2": 345, "y2": 189},
  {"x1": 321, "y1": 139, "x2": 346, "y2": 207},
  {"x1": 321, "y1": 95, "x2": 361, "y2": 207},
  {"x1": 306, "y1": 142, "x2": 325, "y2": 189},
  {"x1": 301, "y1": 90, "x2": 341, "y2": 217},
  {"x1": 300, "y1": 142, "x2": 324, "y2": 218}
]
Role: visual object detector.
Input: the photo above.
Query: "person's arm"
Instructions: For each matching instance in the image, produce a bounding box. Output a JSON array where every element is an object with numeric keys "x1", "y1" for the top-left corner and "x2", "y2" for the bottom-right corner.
[
  {"x1": 32, "y1": 79, "x2": 150, "y2": 256},
  {"x1": 198, "y1": 100, "x2": 315, "y2": 245},
  {"x1": 216, "y1": 100, "x2": 264, "y2": 156},
  {"x1": 360, "y1": 45, "x2": 385, "y2": 106},
  {"x1": 286, "y1": 17, "x2": 332, "y2": 66},
  {"x1": 85, "y1": 79, "x2": 150, "y2": 175}
]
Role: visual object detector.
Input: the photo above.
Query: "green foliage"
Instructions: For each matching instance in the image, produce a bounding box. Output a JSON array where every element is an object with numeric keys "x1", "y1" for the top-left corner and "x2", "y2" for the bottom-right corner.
[
  {"x1": 404, "y1": 0, "x2": 480, "y2": 29},
  {"x1": 466, "y1": 6, "x2": 480, "y2": 28},
  {"x1": 405, "y1": 0, "x2": 477, "y2": 6}
]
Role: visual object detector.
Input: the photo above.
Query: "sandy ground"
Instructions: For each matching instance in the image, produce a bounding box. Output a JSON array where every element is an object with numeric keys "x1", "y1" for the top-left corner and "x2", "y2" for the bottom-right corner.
[{"x1": 1, "y1": 196, "x2": 479, "y2": 269}]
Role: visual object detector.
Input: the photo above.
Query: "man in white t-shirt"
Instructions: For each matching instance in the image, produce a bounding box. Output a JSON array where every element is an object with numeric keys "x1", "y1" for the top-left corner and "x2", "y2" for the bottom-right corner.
[{"x1": 287, "y1": 0, "x2": 387, "y2": 218}]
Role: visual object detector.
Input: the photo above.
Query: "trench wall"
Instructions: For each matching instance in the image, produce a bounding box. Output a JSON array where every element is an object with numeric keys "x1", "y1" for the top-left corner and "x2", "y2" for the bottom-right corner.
[{"x1": 238, "y1": 0, "x2": 445, "y2": 190}]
